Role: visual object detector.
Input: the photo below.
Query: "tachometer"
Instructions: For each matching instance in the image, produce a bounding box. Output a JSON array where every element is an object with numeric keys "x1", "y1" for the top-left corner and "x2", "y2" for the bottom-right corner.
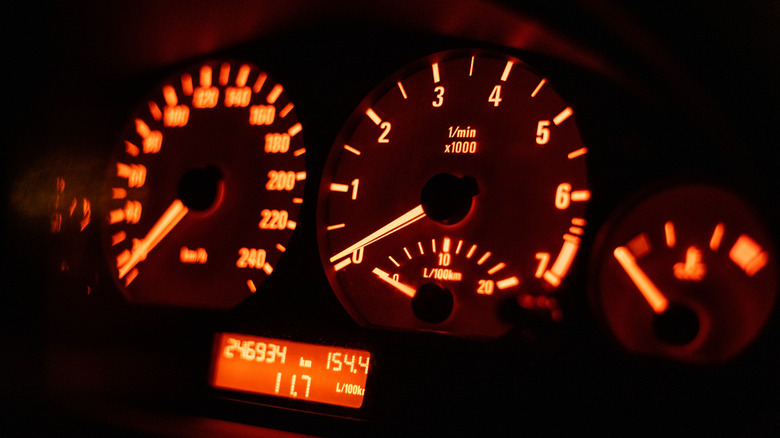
[
  {"x1": 317, "y1": 49, "x2": 589, "y2": 337},
  {"x1": 102, "y1": 60, "x2": 306, "y2": 309}
]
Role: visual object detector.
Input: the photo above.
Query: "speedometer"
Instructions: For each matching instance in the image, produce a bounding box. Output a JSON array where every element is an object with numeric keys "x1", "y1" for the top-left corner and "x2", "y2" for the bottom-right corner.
[{"x1": 102, "y1": 60, "x2": 306, "y2": 309}]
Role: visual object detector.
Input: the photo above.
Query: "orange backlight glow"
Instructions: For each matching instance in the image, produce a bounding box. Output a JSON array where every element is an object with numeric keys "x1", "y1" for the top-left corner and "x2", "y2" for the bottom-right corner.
[{"x1": 211, "y1": 333, "x2": 371, "y2": 409}]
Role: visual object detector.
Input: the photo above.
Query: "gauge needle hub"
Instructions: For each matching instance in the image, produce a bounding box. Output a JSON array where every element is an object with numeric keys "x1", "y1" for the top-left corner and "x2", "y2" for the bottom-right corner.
[
  {"x1": 330, "y1": 204, "x2": 426, "y2": 263},
  {"x1": 372, "y1": 267, "x2": 416, "y2": 297},
  {"x1": 613, "y1": 246, "x2": 669, "y2": 314},
  {"x1": 118, "y1": 199, "x2": 189, "y2": 278}
]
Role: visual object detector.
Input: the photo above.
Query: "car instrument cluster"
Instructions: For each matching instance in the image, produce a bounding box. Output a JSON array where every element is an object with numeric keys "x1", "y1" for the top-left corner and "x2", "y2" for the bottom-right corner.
[{"x1": 9, "y1": 2, "x2": 780, "y2": 436}]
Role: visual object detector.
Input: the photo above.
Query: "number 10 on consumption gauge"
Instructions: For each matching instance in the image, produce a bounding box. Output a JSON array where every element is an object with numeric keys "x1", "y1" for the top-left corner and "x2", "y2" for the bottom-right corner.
[{"x1": 211, "y1": 333, "x2": 371, "y2": 408}]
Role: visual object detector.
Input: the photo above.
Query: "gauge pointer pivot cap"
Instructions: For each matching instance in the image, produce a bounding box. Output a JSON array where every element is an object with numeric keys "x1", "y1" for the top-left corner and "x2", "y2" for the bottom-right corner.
[{"x1": 421, "y1": 173, "x2": 479, "y2": 224}]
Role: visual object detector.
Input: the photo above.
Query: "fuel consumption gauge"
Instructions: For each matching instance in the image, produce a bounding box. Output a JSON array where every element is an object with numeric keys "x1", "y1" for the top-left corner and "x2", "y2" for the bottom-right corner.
[
  {"x1": 102, "y1": 60, "x2": 306, "y2": 309},
  {"x1": 318, "y1": 49, "x2": 590, "y2": 337},
  {"x1": 592, "y1": 185, "x2": 777, "y2": 363}
]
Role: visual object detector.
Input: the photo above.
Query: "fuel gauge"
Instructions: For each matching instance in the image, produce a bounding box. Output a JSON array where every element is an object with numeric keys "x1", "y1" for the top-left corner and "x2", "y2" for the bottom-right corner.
[{"x1": 591, "y1": 185, "x2": 777, "y2": 363}]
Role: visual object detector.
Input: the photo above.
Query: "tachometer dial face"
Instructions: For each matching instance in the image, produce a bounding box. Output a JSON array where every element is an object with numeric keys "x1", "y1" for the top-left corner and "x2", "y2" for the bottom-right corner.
[
  {"x1": 102, "y1": 60, "x2": 306, "y2": 309},
  {"x1": 317, "y1": 49, "x2": 589, "y2": 337}
]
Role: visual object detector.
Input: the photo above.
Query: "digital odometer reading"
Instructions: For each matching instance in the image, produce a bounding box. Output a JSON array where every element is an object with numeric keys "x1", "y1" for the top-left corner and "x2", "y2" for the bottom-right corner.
[{"x1": 211, "y1": 333, "x2": 370, "y2": 408}]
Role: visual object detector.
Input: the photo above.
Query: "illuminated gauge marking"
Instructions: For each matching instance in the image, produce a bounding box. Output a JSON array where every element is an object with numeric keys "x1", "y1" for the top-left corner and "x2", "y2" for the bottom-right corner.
[
  {"x1": 368, "y1": 237, "x2": 524, "y2": 332},
  {"x1": 531, "y1": 79, "x2": 546, "y2": 97},
  {"x1": 318, "y1": 49, "x2": 589, "y2": 337},
  {"x1": 566, "y1": 148, "x2": 587, "y2": 160},
  {"x1": 211, "y1": 333, "x2": 371, "y2": 409},
  {"x1": 540, "y1": 231, "x2": 584, "y2": 288},
  {"x1": 102, "y1": 60, "x2": 305, "y2": 309},
  {"x1": 593, "y1": 185, "x2": 777, "y2": 363}
]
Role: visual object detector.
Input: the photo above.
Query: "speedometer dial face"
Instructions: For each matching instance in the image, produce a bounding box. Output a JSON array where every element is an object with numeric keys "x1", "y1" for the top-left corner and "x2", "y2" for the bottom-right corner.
[
  {"x1": 318, "y1": 50, "x2": 590, "y2": 337},
  {"x1": 102, "y1": 60, "x2": 306, "y2": 309}
]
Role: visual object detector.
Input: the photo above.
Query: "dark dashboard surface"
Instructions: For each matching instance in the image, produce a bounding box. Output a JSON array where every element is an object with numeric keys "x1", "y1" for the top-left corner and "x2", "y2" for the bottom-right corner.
[{"x1": 4, "y1": 1, "x2": 780, "y2": 436}]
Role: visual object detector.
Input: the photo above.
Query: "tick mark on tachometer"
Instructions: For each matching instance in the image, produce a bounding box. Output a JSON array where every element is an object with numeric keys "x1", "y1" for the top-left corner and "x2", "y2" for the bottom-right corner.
[
  {"x1": 531, "y1": 79, "x2": 546, "y2": 97},
  {"x1": 366, "y1": 108, "x2": 382, "y2": 125},
  {"x1": 343, "y1": 144, "x2": 361, "y2": 155},
  {"x1": 553, "y1": 107, "x2": 573, "y2": 125},
  {"x1": 567, "y1": 147, "x2": 588, "y2": 159},
  {"x1": 500, "y1": 61, "x2": 514, "y2": 81},
  {"x1": 397, "y1": 81, "x2": 408, "y2": 99}
]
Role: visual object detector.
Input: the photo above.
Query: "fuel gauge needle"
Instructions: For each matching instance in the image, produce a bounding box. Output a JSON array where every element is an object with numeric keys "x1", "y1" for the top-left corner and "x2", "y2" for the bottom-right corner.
[
  {"x1": 330, "y1": 205, "x2": 426, "y2": 264},
  {"x1": 118, "y1": 199, "x2": 189, "y2": 279},
  {"x1": 613, "y1": 246, "x2": 669, "y2": 314},
  {"x1": 373, "y1": 267, "x2": 416, "y2": 298}
]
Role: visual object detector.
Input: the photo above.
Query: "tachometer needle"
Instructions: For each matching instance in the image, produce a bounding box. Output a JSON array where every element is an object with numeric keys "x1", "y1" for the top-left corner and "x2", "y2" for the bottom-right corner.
[
  {"x1": 118, "y1": 199, "x2": 189, "y2": 279},
  {"x1": 613, "y1": 246, "x2": 669, "y2": 314},
  {"x1": 330, "y1": 204, "x2": 426, "y2": 264},
  {"x1": 372, "y1": 267, "x2": 416, "y2": 298}
]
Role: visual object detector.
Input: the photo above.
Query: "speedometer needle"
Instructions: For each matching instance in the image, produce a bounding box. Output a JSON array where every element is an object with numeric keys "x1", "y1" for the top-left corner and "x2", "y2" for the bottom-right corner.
[
  {"x1": 613, "y1": 246, "x2": 669, "y2": 314},
  {"x1": 330, "y1": 204, "x2": 426, "y2": 263},
  {"x1": 372, "y1": 267, "x2": 416, "y2": 298},
  {"x1": 118, "y1": 199, "x2": 189, "y2": 279}
]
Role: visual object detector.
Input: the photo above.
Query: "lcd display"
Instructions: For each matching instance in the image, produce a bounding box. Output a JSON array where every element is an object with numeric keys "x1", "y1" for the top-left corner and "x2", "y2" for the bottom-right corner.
[{"x1": 211, "y1": 333, "x2": 370, "y2": 408}]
